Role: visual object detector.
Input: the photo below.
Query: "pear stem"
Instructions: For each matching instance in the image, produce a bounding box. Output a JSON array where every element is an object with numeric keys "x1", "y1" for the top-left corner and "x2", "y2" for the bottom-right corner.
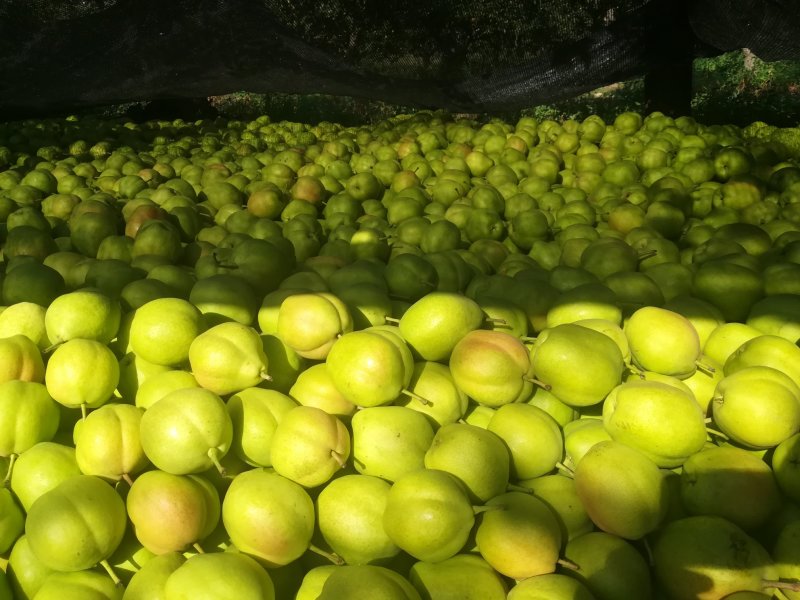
[
  {"x1": 3, "y1": 453, "x2": 17, "y2": 487},
  {"x1": 330, "y1": 450, "x2": 346, "y2": 469},
  {"x1": 706, "y1": 426, "x2": 730, "y2": 441},
  {"x1": 523, "y1": 377, "x2": 551, "y2": 391},
  {"x1": 121, "y1": 473, "x2": 134, "y2": 487},
  {"x1": 260, "y1": 371, "x2": 273, "y2": 382},
  {"x1": 520, "y1": 336, "x2": 538, "y2": 343},
  {"x1": 473, "y1": 504, "x2": 505, "y2": 514},
  {"x1": 81, "y1": 403, "x2": 88, "y2": 421},
  {"x1": 308, "y1": 544, "x2": 345, "y2": 565},
  {"x1": 401, "y1": 388, "x2": 431, "y2": 406},
  {"x1": 637, "y1": 249, "x2": 658, "y2": 260},
  {"x1": 556, "y1": 461, "x2": 575, "y2": 477},
  {"x1": 43, "y1": 341, "x2": 62, "y2": 354},
  {"x1": 764, "y1": 580, "x2": 800, "y2": 592},
  {"x1": 642, "y1": 536, "x2": 655, "y2": 566},
  {"x1": 557, "y1": 557, "x2": 580, "y2": 571},
  {"x1": 484, "y1": 317, "x2": 508, "y2": 326},
  {"x1": 384, "y1": 316, "x2": 401, "y2": 325},
  {"x1": 207, "y1": 448, "x2": 227, "y2": 477},
  {"x1": 192, "y1": 542, "x2": 206, "y2": 555},
  {"x1": 695, "y1": 359, "x2": 716, "y2": 377},
  {"x1": 506, "y1": 483, "x2": 533, "y2": 494},
  {"x1": 99, "y1": 559, "x2": 122, "y2": 587}
]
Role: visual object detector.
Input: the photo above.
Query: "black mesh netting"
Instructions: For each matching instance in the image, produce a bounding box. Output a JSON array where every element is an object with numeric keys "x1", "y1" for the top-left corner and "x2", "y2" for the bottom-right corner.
[{"x1": 0, "y1": 0, "x2": 798, "y2": 117}]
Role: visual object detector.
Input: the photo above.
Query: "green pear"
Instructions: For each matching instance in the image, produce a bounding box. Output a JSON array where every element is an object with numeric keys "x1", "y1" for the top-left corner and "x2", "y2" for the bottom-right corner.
[
  {"x1": 747, "y1": 293, "x2": 800, "y2": 343},
  {"x1": 188, "y1": 322, "x2": 269, "y2": 396},
  {"x1": 221, "y1": 468, "x2": 315, "y2": 567},
  {"x1": 139, "y1": 387, "x2": 232, "y2": 475},
  {"x1": 545, "y1": 282, "x2": 622, "y2": 328},
  {"x1": 398, "y1": 292, "x2": 484, "y2": 362},
  {"x1": 396, "y1": 361, "x2": 469, "y2": 427},
  {"x1": 724, "y1": 334, "x2": 800, "y2": 388},
  {"x1": 107, "y1": 526, "x2": 155, "y2": 584},
  {"x1": 0, "y1": 381, "x2": 60, "y2": 481},
  {"x1": 25, "y1": 475, "x2": 127, "y2": 572},
  {"x1": 772, "y1": 433, "x2": 800, "y2": 503},
  {"x1": 623, "y1": 306, "x2": 702, "y2": 378},
  {"x1": 326, "y1": 331, "x2": 410, "y2": 407},
  {"x1": 652, "y1": 516, "x2": 778, "y2": 600},
  {"x1": 382, "y1": 469, "x2": 475, "y2": 563},
  {"x1": 0, "y1": 334, "x2": 44, "y2": 383},
  {"x1": 702, "y1": 322, "x2": 762, "y2": 367},
  {"x1": 563, "y1": 531, "x2": 652, "y2": 600},
  {"x1": 477, "y1": 294, "x2": 530, "y2": 338},
  {"x1": 449, "y1": 329, "x2": 533, "y2": 407},
  {"x1": 189, "y1": 273, "x2": 260, "y2": 327},
  {"x1": 773, "y1": 520, "x2": 800, "y2": 600},
  {"x1": 662, "y1": 295, "x2": 726, "y2": 349},
  {"x1": 521, "y1": 474, "x2": 594, "y2": 544},
  {"x1": 351, "y1": 406, "x2": 435, "y2": 482},
  {"x1": 0, "y1": 301, "x2": 50, "y2": 351},
  {"x1": 44, "y1": 288, "x2": 121, "y2": 346},
  {"x1": 462, "y1": 403, "x2": 496, "y2": 429},
  {"x1": 270, "y1": 405, "x2": 350, "y2": 488},
  {"x1": 126, "y1": 470, "x2": 219, "y2": 554},
  {"x1": 73, "y1": 403, "x2": 148, "y2": 483},
  {"x1": 276, "y1": 292, "x2": 353, "y2": 360},
  {"x1": 563, "y1": 418, "x2": 612, "y2": 467},
  {"x1": 45, "y1": 339, "x2": 119, "y2": 413},
  {"x1": 294, "y1": 565, "x2": 338, "y2": 600},
  {"x1": 692, "y1": 259, "x2": 764, "y2": 323},
  {"x1": 163, "y1": 552, "x2": 275, "y2": 600},
  {"x1": 227, "y1": 387, "x2": 297, "y2": 467},
  {"x1": 135, "y1": 369, "x2": 199, "y2": 410},
  {"x1": 33, "y1": 570, "x2": 123, "y2": 600},
  {"x1": 711, "y1": 366, "x2": 800, "y2": 448},
  {"x1": 10, "y1": 442, "x2": 80, "y2": 511},
  {"x1": 122, "y1": 552, "x2": 185, "y2": 600},
  {"x1": 316, "y1": 474, "x2": 399, "y2": 566},
  {"x1": 526, "y1": 385, "x2": 579, "y2": 427},
  {"x1": 487, "y1": 403, "x2": 563, "y2": 480},
  {"x1": 129, "y1": 298, "x2": 203, "y2": 367},
  {"x1": 680, "y1": 445, "x2": 781, "y2": 532},
  {"x1": 531, "y1": 323, "x2": 624, "y2": 407},
  {"x1": 681, "y1": 355, "x2": 724, "y2": 415},
  {"x1": 507, "y1": 573, "x2": 597, "y2": 600},
  {"x1": 602, "y1": 380, "x2": 707, "y2": 467},
  {"x1": 409, "y1": 554, "x2": 507, "y2": 600},
  {"x1": 476, "y1": 491, "x2": 562, "y2": 579},
  {"x1": 288, "y1": 363, "x2": 356, "y2": 419},
  {"x1": 316, "y1": 565, "x2": 421, "y2": 600},
  {"x1": 423, "y1": 422, "x2": 510, "y2": 502},
  {"x1": 573, "y1": 318, "x2": 630, "y2": 363},
  {"x1": 116, "y1": 352, "x2": 172, "y2": 404},
  {"x1": 574, "y1": 441, "x2": 668, "y2": 539},
  {"x1": 0, "y1": 487, "x2": 24, "y2": 553},
  {"x1": 7, "y1": 534, "x2": 56, "y2": 600},
  {"x1": 259, "y1": 334, "x2": 307, "y2": 395}
]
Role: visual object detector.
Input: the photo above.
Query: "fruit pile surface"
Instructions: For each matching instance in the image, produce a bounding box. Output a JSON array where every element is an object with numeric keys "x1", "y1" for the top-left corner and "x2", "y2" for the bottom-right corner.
[{"x1": 0, "y1": 109, "x2": 800, "y2": 600}]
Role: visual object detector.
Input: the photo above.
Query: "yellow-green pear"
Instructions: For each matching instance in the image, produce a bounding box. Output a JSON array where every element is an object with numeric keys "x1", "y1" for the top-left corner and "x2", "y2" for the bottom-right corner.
[
  {"x1": 122, "y1": 552, "x2": 185, "y2": 600},
  {"x1": 624, "y1": 306, "x2": 702, "y2": 378},
  {"x1": 163, "y1": 552, "x2": 274, "y2": 600},
  {"x1": 507, "y1": 573, "x2": 597, "y2": 600},
  {"x1": 227, "y1": 387, "x2": 297, "y2": 467},
  {"x1": 487, "y1": 403, "x2": 563, "y2": 480},
  {"x1": 409, "y1": 554, "x2": 507, "y2": 600}
]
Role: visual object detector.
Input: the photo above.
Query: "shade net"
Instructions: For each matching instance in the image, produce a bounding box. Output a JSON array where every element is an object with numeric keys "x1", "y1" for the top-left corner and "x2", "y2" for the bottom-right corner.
[{"x1": 0, "y1": 0, "x2": 798, "y2": 117}]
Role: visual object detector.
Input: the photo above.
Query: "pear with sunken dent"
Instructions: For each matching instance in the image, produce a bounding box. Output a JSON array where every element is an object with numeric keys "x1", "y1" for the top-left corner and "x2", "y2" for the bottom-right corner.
[
  {"x1": 724, "y1": 334, "x2": 800, "y2": 388},
  {"x1": 7, "y1": 534, "x2": 57, "y2": 600},
  {"x1": 316, "y1": 474, "x2": 399, "y2": 566},
  {"x1": 531, "y1": 323, "x2": 624, "y2": 407},
  {"x1": 711, "y1": 365, "x2": 800, "y2": 448},
  {"x1": 507, "y1": 573, "x2": 597, "y2": 600},
  {"x1": 703, "y1": 322, "x2": 762, "y2": 366},
  {"x1": 32, "y1": 570, "x2": 123, "y2": 600},
  {"x1": 126, "y1": 470, "x2": 219, "y2": 555},
  {"x1": 73, "y1": 403, "x2": 148, "y2": 482},
  {"x1": 0, "y1": 334, "x2": 44, "y2": 384},
  {"x1": 574, "y1": 441, "x2": 668, "y2": 540},
  {"x1": 680, "y1": 445, "x2": 781, "y2": 532},
  {"x1": 317, "y1": 565, "x2": 420, "y2": 600},
  {"x1": 487, "y1": 403, "x2": 563, "y2": 480},
  {"x1": 383, "y1": 469, "x2": 475, "y2": 563},
  {"x1": 409, "y1": 554, "x2": 508, "y2": 600},
  {"x1": 398, "y1": 291, "x2": 484, "y2": 362},
  {"x1": 563, "y1": 531, "x2": 652, "y2": 600},
  {"x1": 294, "y1": 566, "x2": 338, "y2": 600},
  {"x1": 772, "y1": 433, "x2": 800, "y2": 503},
  {"x1": 163, "y1": 552, "x2": 275, "y2": 600},
  {"x1": 475, "y1": 491, "x2": 562, "y2": 579},
  {"x1": 773, "y1": 520, "x2": 800, "y2": 600},
  {"x1": 396, "y1": 361, "x2": 469, "y2": 427},
  {"x1": 326, "y1": 330, "x2": 410, "y2": 408},
  {"x1": 276, "y1": 292, "x2": 352, "y2": 360},
  {"x1": 652, "y1": 516, "x2": 779, "y2": 600},
  {"x1": 520, "y1": 474, "x2": 594, "y2": 543},
  {"x1": 10, "y1": 442, "x2": 80, "y2": 512},
  {"x1": 563, "y1": 418, "x2": 612, "y2": 468},
  {"x1": 221, "y1": 469, "x2": 315, "y2": 567},
  {"x1": 623, "y1": 306, "x2": 702, "y2": 378},
  {"x1": 122, "y1": 552, "x2": 185, "y2": 600},
  {"x1": 139, "y1": 387, "x2": 232, "y2": 475},
  {"x1": 449, "y1": 329, "x2": 533, "y2": 408},
  {"x1": 227, "y1": 387, "x2": 297, "y2": 468},
  {"x1": 423, "y1": 422, "x2": 510, "y2": 503},
  {"x1": 188, "y1": 322, "x2": 269, "y2": 396},
  {"x1": 351, "y1": 406, "x2": 435, "y2": 482},
  {"x1": 269, "y1": 405, "x2": 350, "y2": 488},
  {"x1": 602, "y1": 380, "x2": 707, "y2": 467}
]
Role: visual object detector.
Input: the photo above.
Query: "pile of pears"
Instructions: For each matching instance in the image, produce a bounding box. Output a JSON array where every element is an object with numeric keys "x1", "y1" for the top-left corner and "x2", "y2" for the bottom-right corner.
[{"x1": 0, "y1": 106, "x2": 799, "y2": 600}]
